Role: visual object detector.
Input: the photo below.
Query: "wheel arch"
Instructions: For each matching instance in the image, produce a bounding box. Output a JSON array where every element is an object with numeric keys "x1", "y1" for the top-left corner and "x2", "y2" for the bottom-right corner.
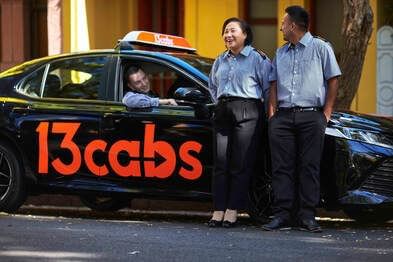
[{"x1": 0, "y1": 130, "x2": 37, "y2": 184}]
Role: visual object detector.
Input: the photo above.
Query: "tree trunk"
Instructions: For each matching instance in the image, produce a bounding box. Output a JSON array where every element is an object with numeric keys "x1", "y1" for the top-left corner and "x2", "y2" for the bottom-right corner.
[{"x1": 335, "y1": 0, "x2": 373, "y2": 110}]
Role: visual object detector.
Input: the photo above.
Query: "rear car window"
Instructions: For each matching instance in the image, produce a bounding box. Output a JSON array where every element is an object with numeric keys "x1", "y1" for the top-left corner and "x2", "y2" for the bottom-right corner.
[{"x1": 17, "y1": 56, "x2": 110, "y2": 100}]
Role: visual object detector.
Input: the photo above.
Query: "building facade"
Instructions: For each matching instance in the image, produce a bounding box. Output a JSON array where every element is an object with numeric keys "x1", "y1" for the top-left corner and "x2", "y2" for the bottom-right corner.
[{"x1": 0, "y1": 0, "x2": 392, "y2": 115}]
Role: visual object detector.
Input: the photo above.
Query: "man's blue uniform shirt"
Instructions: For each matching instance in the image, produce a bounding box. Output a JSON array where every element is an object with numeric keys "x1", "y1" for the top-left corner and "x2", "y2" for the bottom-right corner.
[{"x1": 269, "y1": 32, "x2": 342, "y2": 107}]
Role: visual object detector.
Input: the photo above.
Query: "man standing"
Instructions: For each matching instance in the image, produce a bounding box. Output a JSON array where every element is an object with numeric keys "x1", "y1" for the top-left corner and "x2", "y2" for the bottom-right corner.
[
  {"x1": 263, "y1": 5, "x2": 341, "y2": 232},
  {"x1": 123, "y1": 66, "x2": 177, "y2": 108}
]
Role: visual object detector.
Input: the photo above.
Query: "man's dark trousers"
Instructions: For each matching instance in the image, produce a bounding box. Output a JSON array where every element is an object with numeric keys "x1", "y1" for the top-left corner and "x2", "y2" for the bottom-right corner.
[
  {"x1": 213, "y1": 97, "x2": 263, "y2": 211},
  {"x1": 269, "y1": 109, "x2": 327, "y2": 221}
]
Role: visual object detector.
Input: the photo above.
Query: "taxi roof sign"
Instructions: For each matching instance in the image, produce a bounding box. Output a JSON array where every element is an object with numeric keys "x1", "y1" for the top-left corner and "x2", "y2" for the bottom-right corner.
[{"x1": 118, "y1": 31, "x2": 196, "y2": 52}]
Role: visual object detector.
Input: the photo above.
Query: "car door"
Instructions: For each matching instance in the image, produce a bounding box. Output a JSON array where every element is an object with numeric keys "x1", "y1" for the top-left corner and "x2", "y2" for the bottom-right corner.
[
  {"x1": 15, "y1": 54, "x2": 112, "y2": 189},
  {"x1": 99, "y1": 55, "x2": 214, "y2": 199}
]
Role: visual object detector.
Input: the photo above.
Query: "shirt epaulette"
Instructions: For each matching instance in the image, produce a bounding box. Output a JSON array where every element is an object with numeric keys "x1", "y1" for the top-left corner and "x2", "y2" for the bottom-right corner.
[
  {"x1": 253, "y1": 48, "x2": 267, "y2": 60},
  {"x1": 314, "y1": 36, "x2": 334, "y2": 48},
  {"x1": 314, "y1": 36, "x2": 328, "y2": 42}
]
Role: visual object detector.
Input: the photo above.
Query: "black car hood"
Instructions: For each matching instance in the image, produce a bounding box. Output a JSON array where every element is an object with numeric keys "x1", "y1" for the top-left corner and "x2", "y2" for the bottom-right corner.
[{"x1": 331, "y1": 111, "x2": 393, "y2": 134}]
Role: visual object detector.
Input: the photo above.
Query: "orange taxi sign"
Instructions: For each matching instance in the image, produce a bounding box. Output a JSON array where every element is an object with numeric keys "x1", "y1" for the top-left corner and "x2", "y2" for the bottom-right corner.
[{"x1": 121, "y1": 31, "x2": 196, "y2": 52}]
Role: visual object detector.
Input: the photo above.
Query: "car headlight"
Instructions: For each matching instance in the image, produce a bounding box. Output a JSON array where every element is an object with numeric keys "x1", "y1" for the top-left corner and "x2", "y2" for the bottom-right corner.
[{"x1": 325, "y1": 127, "x2": 393, "y2": 149}]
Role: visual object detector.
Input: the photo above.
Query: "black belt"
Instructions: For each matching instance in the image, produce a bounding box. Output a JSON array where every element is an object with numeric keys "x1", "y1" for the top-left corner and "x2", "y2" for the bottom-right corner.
[
  {"x1": 218, "y1": 96, "x2": 261, "y2": 103},
  {"x1": 277, "y1": 107, "x2": 323, "y2": 112}
]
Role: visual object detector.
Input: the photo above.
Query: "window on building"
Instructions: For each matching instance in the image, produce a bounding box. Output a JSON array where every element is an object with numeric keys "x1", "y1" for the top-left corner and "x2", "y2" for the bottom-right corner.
[
  {"x1": 31, "y1": 0, "x2": 48, "y2": 58},
  {"x1": 378, "y1": 0, "x2": 393, "y2": 27},
  {"x1": 247, "y1": 0, "x2": 277, "y2": 58},
  {"x1": 137, "y1": 0, "x2": 184, "y2": 36},
  {"x1": 314, "y1": 0, "x2": 343, "y2": 56}
]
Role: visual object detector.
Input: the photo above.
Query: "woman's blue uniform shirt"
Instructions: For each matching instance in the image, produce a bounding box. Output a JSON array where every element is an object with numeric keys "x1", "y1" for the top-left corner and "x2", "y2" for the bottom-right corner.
[{"x1": 208, "y1": 45, "x2": 272, "y2": 103}]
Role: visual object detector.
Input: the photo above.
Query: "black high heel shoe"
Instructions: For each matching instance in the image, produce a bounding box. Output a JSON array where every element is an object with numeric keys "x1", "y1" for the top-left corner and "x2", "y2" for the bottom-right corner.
[
  {"x1": 222, "y1": 220, "x2": 237, "y2": 228},
  {"x1": 207, "y1": 219, "x2": 223, "y2": 228}
]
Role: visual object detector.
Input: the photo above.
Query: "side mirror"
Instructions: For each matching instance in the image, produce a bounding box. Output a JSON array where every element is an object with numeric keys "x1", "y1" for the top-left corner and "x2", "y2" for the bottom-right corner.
[
  {"x1": 173, "y1": 87, "x2": 213, "y2": 119},
  {"x1": 173, "y1": 87, "x2": 209, "y2": 103}
]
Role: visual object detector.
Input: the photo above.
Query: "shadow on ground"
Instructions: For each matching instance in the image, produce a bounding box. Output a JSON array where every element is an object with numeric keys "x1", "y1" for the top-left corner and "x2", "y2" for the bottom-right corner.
[{"x1": 14, "y1": 204, "x2": 393, "y2": 230}]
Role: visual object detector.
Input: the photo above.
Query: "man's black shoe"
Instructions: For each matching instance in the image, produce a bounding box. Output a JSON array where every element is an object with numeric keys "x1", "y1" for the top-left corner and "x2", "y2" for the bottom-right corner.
[
  {"x1": 261, "y1": 217, "x2": 291, "y2": 231},
  {"x1": 298, "y1": 218, "x2": 322, "y2": 233}
]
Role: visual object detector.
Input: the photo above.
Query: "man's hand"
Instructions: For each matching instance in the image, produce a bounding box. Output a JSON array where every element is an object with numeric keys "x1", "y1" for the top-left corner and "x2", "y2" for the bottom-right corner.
[
  {"x1": 159, "y1": 98, "x2": 178, "y2": 106},
  {"x1": 324, "y1": 77, "x2": 339, "y2": 123},
  {"x1": 323, "y1": 109, "x2": 332, "y2": 123},
  {"x1": 268, "y1": 81, "x2": 277, "y2": 120}
]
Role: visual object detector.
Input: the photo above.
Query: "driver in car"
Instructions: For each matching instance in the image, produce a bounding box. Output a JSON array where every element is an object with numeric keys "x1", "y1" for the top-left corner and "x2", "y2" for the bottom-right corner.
[{"x1": 122, "y1": 66, "x2": 178, "y2": 108}]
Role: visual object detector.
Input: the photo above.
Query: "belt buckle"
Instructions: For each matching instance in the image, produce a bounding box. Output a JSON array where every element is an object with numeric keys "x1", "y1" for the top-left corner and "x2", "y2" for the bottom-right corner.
[{"x1": 300, "y1": 107, "x2": 320, "y2": 112}]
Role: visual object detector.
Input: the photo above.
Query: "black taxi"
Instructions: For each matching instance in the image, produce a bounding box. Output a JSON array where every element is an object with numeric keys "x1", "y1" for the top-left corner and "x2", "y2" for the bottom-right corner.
[{"x1": 0, "y1": 31, "x2": 392, "y2": 223}]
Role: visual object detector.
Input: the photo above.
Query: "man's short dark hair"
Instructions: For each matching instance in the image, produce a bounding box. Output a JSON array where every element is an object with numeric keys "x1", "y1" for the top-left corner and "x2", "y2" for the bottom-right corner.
[
  {"x1": 125, "y1": 65, "x2": 143, "y2": 82},
  {"x1": 126, "y1": 65, "x2": 142, "y2": 77},
  {"x1": 221, "y1": 17, "x2": 253, "y2": 46},
  {"x1": 285, "y1": 5, "x2": 309, "y2": 32}
]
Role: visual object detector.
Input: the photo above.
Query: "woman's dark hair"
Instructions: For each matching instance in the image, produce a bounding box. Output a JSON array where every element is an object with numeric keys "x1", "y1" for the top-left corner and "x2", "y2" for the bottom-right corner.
[
  {"x1": 221, "y1": 17, "x2": 253, "y2": 46},
  {"x1": 285, "y1": 5, "x2": 309, "y2": 32}
]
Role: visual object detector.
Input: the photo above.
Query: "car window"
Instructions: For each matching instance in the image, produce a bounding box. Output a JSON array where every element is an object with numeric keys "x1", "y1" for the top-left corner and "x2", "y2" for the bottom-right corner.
[
  {"x1": 43, "y1": 56, "x2": 109, "y2": 100},
  {"x1": 18, "y1": 56, "x2": 110, "y2": 100},
  {"x1": 121, "y1": 59, "x2": 208, "y2": 101},
  {"x1": 17, "y1": 66, "x2": 45, "y2": 97},
  {"x1": 170, "y1": 54, "x2": 214, "y2": 77}
]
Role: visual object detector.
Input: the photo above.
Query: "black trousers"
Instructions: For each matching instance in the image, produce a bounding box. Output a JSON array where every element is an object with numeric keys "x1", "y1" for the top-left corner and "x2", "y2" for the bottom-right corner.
[
  {"x1": 269, "y1": 110, "x2": 327, "y2": 220},
  {"x1": 212, "y1": 97, "x2": 263, "y2": 211}
]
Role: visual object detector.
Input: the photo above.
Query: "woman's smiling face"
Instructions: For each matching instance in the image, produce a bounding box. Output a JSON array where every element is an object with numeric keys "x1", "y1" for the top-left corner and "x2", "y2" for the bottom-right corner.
[{"x1": 222, "y1": 21, "x2": 247, "y2": 54}]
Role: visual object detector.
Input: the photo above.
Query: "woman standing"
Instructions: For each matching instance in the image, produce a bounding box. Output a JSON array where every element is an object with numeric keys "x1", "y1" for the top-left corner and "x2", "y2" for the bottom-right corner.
[{"x1": 208, "y1": 17, "x2": 271, "y2": 227}]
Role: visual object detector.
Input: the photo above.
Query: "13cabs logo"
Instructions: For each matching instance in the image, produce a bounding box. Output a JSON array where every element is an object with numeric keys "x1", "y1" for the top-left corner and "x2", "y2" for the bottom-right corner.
[{"x1": 36, "y1": 122, "x2": 203, "y2": 180}]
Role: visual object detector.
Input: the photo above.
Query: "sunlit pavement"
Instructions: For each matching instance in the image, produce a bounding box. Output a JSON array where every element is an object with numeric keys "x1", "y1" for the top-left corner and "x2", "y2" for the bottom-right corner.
[{"x1": 1, "y1": 207, "x2": 392, "y2": 262}]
